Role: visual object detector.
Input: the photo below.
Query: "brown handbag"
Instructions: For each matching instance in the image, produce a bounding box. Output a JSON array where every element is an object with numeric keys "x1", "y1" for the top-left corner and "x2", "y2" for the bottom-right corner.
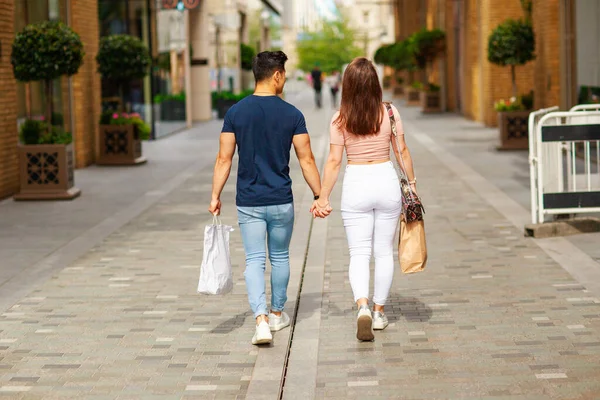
[{"x1": 384, "y1": 102, "x2": 427, "y2": 274}]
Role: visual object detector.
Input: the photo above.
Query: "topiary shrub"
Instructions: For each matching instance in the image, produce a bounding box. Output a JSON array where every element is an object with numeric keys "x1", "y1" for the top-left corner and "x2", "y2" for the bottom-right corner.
[
  {"x1": 241, "y1": 43, "x2": 256, "y2": 71},
  {"x1": 12, "y1": 21, "x2": 84, "y2": 141},
  {"x1": 487, "y1": 19, "x2": 535, "y2": 98},
  {"x1": 407, "y1": 29, "x2": 446, "y2": 71},
  {"x1": 96, "y1": 34, "x2": 151, "y2": 110}
]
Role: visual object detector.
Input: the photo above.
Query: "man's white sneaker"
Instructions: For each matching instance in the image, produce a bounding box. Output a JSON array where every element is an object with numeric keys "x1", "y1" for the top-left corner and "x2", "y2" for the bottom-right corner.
[
  {"x1": 268, "y1": 312, "x2": 291, "y2": 332},
  {"x1": 356, "y1": 305, "x2": 374, "y2": 341},
  {"x1": 372, "y1": 311, "x2": 389, "y2": 330},
  {"x1": 252, "y1": 321, "x2": 273, "y2": 345}
]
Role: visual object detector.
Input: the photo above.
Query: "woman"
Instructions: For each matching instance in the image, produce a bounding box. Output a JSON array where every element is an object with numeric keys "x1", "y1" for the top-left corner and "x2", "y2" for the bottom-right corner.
[{"x1": 313, "y1": 58, "x2": 417, "y2": 341}]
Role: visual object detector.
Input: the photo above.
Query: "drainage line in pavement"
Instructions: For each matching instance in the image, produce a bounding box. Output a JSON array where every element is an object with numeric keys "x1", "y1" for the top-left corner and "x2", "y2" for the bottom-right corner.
[{"x1": 277, "y1": 216, "x2": 314, "y2": 400}]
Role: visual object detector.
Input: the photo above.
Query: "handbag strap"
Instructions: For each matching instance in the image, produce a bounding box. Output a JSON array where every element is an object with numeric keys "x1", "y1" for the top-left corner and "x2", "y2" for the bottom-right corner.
[{"x1": 384, "y1": 102, "x2": 414, "y2": 202}]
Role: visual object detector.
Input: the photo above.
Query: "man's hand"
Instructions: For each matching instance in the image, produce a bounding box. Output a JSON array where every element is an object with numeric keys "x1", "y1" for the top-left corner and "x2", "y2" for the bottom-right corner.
[
  {"x1": 310, "y1": 199, "x2": 332, "y2": 219},
  {"x1": 209, "y1": 198, "x2": 221, "y2": 216}
]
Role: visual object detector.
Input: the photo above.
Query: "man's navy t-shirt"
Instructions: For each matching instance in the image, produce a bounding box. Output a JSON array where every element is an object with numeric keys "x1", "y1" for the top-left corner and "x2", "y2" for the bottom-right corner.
[{"x1": 221, "y1": 95, "x2": 308, "y2": 207}]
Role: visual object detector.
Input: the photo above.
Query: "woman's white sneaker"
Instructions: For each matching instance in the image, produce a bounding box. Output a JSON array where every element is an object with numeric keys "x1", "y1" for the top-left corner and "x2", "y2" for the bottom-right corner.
[
  {"x1": 356, "y1": 305, "x2": 374, "y2": 341},
  {"x1": 252, "y1": 321, "x2": 273, "y2": 345},
  {"x1": 268, "y1": 312, "x2": 290, "y2": 332},
  {"x1": 372, "y1": 311, "x2": 389, "y2": 330}
]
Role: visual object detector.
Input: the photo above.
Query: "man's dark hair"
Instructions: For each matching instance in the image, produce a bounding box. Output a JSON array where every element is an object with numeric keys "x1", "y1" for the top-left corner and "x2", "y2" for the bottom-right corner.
[{"x1": 252, "y1": 51, "x2": 288, "y2": 82}]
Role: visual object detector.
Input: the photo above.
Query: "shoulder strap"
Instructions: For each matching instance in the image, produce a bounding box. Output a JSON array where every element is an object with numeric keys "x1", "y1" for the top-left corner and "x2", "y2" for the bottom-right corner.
[{"x1": 383, "y1": 102, "x2": 408, "y2": 179}]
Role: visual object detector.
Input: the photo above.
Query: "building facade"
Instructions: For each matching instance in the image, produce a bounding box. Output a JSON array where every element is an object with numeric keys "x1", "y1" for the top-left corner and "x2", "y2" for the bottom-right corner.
[
  {"x1": 345, "y1": 0, "x2": 396, "y2": 60},
  {"x1": 394, "y1": 0, "x2": 600, "y2": 126},
  {"x1": 0, "y1": 0, "x2": 101, "y2": 199}
]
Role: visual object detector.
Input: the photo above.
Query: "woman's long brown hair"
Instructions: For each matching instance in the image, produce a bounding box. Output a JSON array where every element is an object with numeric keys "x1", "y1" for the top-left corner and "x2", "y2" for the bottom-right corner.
[{"x1": 335, "y1": 57, "x2": 383, "y2": 135}]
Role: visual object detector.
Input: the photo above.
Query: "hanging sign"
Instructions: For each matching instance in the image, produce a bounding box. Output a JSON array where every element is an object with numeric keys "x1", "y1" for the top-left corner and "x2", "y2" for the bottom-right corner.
[{"x1": 161, "y1": 0, "x2": 200, "y2": 9}]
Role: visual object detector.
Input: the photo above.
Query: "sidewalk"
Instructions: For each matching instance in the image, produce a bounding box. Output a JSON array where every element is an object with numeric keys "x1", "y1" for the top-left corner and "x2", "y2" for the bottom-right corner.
[
  {"x1": 0, "y1": 88, "x2": 599, "y2": 399},
  {"x1": 297, "y1": 96, "x2": 600, "y2": 398}
]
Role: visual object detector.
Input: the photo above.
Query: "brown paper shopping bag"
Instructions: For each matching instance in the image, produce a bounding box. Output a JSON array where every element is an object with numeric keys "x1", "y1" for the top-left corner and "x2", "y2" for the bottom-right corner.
[{"x1": 399, "y1": 219, "x2": 427, "y2": 274}]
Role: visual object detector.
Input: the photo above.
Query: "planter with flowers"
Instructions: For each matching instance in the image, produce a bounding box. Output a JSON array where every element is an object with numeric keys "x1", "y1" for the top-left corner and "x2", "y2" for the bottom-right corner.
[
  {"x1": 393, "y1": 76, "x2": 405, "y2": 97},
  {"x1": 488, "y1": 12, "x2": 535, "y2": 150},
  {"x1": 494, "y1": 92, "x2": 533, "y2": 150},
  {"x1": 97, "y1": 34, "x2": 151, "y2": 165},
  {"x1": 98, "y1": 112, "x2": 150, "y2": 165},
  {"x1": 406, "y1": 81, "x2": 423, "y2": 106},
  {"x1": 11, "y1": 21, "x2": 84, "y2": 201},
  {"x1": 421, "y1": 83, "x2": 442, "y2": 113}
]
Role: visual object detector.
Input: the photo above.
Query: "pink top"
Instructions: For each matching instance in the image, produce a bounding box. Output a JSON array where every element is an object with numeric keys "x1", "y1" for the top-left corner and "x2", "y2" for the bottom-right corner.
[{"x1": 329, "y1": 104, "x2": 404, "y2": 162}]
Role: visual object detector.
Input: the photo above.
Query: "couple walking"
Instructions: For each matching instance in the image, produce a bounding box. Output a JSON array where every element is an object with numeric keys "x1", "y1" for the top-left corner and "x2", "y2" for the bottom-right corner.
[{"x1": 209, "y1": 51, "x2": 417, "y2": 344}]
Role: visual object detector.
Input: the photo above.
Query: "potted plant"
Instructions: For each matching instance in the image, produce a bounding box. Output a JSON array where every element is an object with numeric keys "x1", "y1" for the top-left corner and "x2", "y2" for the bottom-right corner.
[
  {"x1": 406, "y1": 81, "x2": 423, "y2": 106},
  {"x1": 11, "y1": 21, "x2": 84, "y2": 201},
  {"x1": 97, "y1": 111, "x2": 150, "y2": 164},
  {"x1": 421, "y1": 83, "x2": 442, "y2": 113},
  {"x1": 154, "y1": 92, "x2": 186, "y2": 121},
  {"x1": 96, "y1": 34, "x2": 151, "y2": 165},
  {"x1": 407, "y1": 29, "x2": 446, "y2": 113},
  {"x1": 212, "y1": 90, "x2": 254, "y2": 119},
  {"x1": 488, "y1": 17, "x2": 535, "y2": 150}
]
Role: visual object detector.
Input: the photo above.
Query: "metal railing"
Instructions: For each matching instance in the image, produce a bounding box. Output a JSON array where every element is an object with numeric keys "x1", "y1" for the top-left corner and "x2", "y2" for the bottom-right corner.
[
  {"x1": 528, "y1": 106, "x2": 559, "y2": 224},
  {"x1": 532, "y1": 110, "x2": 600, "y2": 224}
]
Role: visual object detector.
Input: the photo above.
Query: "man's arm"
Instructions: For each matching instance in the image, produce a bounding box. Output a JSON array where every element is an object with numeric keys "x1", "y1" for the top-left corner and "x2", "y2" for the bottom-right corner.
[
  {"x1": 292, "y1": 133, "x2": 321, "y2": 198},
  {"x1": 209, "y1": 133, "x2": 236, "y2": 215}
]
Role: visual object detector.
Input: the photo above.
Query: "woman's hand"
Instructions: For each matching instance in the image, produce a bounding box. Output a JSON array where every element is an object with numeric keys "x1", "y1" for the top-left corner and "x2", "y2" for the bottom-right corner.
[
  {"x1": 409, "y1": 183, "x2": 418, "y2": 195},
  {"x1": 310, "y1": 199, "x2": 332, "y2": 218}
]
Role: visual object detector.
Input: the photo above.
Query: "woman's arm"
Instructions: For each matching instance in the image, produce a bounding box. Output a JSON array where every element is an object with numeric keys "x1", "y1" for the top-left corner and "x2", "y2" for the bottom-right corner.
[
  {"x1": 311, "y1": 144, "x2": 344, "y2": 217},
  {"x1": 391, "y1": 133, "x2": 417, "y2": 193}
]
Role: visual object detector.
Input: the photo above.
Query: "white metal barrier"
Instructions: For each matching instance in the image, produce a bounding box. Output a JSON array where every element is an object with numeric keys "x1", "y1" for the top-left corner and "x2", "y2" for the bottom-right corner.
[
  {"x1": 529, "y1": 106, "x2": 560, "y2": 224},
  {"x1": 532, "y1": 110, "x2": 600, "y2": 224},
  {"x1": 571, "y1": 104, "x2": 600, "y2": 112}
]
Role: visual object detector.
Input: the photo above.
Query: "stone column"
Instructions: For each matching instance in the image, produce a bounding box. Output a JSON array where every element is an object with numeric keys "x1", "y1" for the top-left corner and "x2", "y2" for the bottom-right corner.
[{"x1": 189, "y1": 4, "x2": 212, "y2": 121}]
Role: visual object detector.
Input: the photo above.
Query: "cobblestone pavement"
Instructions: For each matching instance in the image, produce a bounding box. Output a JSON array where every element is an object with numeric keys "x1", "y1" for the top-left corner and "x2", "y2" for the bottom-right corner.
[
  {"x1": 1, "y1": 89, "x2": 599, "y2": 399},
  {"x1": 313, "y1": 102, "x2": 600, "y2": 399}
]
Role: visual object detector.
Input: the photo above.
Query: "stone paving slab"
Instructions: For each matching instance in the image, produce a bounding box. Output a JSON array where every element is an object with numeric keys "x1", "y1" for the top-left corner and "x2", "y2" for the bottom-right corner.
[
  {"x1": 0, "y1": 90, "x2": 331, "y2": 399},
  {"x1": 313, "y1": 101, "x2": 600, "y2": 399}
]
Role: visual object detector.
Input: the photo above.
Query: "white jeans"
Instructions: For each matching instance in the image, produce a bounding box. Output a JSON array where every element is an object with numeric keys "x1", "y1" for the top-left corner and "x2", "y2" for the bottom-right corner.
[{"x1": 341, "y1": 162, "x2": 402, "y2": 306}]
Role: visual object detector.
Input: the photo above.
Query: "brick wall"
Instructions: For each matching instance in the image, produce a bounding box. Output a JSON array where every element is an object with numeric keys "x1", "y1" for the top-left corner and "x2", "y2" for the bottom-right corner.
[
  {"x1": 0, "y1": 1, "x2": 18, "y2": 199},
  {"x1": 532, "y1": 0, "x2": 561, "y2": 109},
  {"x1": 70, "y1": 0, "x2": 101, "y2": 168},
  {"x1": 462, "y1": 0, "x2": 480, "y2": 121}
]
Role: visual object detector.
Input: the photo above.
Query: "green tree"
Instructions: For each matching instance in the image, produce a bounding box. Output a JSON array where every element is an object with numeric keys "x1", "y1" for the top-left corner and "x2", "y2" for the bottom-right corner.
[
  {"x1": 487, "y1": 19, "x2": 535, "y2": 98},
  {"x1": 297, "y1": 16, "x2": 362, "y2": 73},
  {"x1": 241, "y1": 43, "x2": 256, "y2": 71},
  {"x1": 12, "y1": 21, "x2": 85, "y2": 136}
]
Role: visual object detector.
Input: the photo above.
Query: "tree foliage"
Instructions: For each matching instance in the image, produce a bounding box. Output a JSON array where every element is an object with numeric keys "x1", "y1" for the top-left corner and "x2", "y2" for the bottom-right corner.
[
  {"x1": 297, "y1": 17, "x2": 362, "y2": 73},
  {"x1": 487, "y1": 19, "x2": 535, "y2": 67},
  {"x1": 374, "y1": 41, "x2": 414, "y2": 71},
  {"x1": 97, "y1": 34, "x2": 151, "y2": 82},
  {"x1": 12, "y1": 20, "x2": 84, "y2": 83},
  {"x1": 407, "y1": 28, "x2": 446, "y2": 70},
  {"x1": 241, "y1": 43, "x2": 256, "y2": 71}
]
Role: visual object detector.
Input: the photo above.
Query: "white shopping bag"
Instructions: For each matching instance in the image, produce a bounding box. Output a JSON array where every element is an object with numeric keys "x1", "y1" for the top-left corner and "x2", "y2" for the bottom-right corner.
[{"x1": 197, "y1": 216, "x2": 234, "y2": 295}]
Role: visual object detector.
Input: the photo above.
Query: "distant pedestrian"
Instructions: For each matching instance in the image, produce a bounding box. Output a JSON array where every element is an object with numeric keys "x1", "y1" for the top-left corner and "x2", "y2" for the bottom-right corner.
[
  {"x1": 311, "y1": 63, "x2": 323, "y2": 109},
  {"x1": 312, "y1": 58, "x2": 418, "y2": 341},
  {"x1": 209, "y1": 51, "x2": 323, "y2": 346},
  {"x1": 327, "y1": 70, "x2": 341, "y2": 108}
]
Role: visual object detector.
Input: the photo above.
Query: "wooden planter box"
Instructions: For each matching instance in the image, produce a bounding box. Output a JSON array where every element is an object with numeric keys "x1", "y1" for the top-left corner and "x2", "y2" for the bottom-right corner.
[
  {"x1": 159, "y1": 99, "x2": 186, "y2": 121},
  {"x1": 497, "y1": 111, "x2": 531, "y2": 150},
  {"x1": 14, "y1": 143, "x2": 80, "y2": 201},
  {"x1": 98, "y1": 124, "x2": 147, "y2": 165},
  {"x1": 393, "y1": 86, "x2": 405, "y2": 98},
  {"x1": 216, "y1": 99, "x2": 237, "y2": 119},
  {"x1": 421, "y1": 91, "x2": 442, "y2": 113},
  {"x1": 406, "y1": 88, "x2": 421, "y2": 106}
]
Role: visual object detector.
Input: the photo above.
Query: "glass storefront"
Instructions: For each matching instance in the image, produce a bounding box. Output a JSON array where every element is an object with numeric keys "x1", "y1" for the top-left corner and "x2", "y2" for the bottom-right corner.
[
  {"x1": 98, "y1": 0, "x2": 188, "y2": 139},
  {"x1": 14, "y1": 0, "x2": 71, "y2": 134}
]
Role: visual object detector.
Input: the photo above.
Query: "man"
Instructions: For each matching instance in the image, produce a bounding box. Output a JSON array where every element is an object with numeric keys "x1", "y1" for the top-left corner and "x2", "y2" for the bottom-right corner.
[
  {"x1": 327, "y1": 70, "x2": 341, "y2": 108},
  {"x1": 311, "y1": 63, "x2": 323, "y2": 109},
  {"x1": 209, "y1": 51, "x2": 322, "y2": 345}
]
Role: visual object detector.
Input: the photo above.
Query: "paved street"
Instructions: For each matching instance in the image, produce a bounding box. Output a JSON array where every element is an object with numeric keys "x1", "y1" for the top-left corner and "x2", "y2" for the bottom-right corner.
[{"x1": 1, "y1": 89, "x2": 600, "y2": 399}]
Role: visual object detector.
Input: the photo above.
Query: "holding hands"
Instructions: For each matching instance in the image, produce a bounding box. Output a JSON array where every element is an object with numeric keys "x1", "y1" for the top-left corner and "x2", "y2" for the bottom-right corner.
[{"x1": 310, "y1": 198, "x2": 332, "y2": 219}]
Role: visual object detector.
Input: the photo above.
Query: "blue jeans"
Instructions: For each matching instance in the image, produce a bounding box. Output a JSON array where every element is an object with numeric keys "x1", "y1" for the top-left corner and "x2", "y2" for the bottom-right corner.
[{"x1": 237, "y1": 203, "x2": 295, "y2": 318}]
